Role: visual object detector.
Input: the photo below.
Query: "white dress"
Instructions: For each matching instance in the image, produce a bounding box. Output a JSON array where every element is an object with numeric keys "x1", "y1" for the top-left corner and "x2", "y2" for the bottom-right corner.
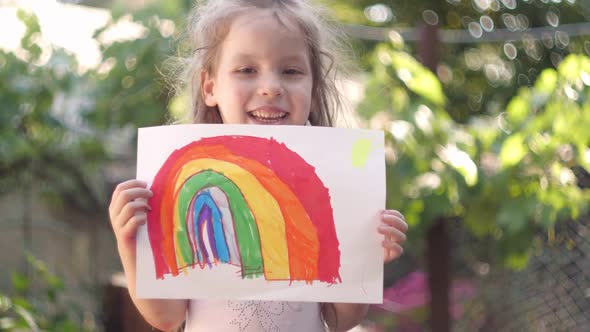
[{"x1": 184, "y1": 300, "x2": 326, "y2": 332}]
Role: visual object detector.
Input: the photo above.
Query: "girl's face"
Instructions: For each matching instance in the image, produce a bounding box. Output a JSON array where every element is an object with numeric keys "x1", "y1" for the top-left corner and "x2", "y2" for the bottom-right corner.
[{"x1": 202, "y1": 9, "x2": 313, "y2": 126}]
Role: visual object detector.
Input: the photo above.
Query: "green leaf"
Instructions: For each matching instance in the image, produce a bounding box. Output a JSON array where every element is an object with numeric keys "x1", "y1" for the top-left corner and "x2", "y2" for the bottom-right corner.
[
  {"x1": 13, "y1": 305, "x2": 38, "y2": 331},
  {"x1": 452, "y1": 154, "x2": 478, "y2": 186},
  {"x1": 498, "y1": 224, "x2": 534, "y2": 270},
  {"x1": 497, "y1": 199, "x2": 530, "y2": 234},
  {"x1": 390, "y1": 51, "x2": 447, "y2": 107},
  {"x1": 506, "y1": 95, "x2": 530, "y2": 126},
  {"x1": 320, "y1": 1, "x2": 369, "y2": 24},
  {"x1": 504, "y1": 249, "x2": 531, "y2": 270},
  {"x1": 533, "y1": 69, "x2": 557, "y2": 95},
  {"x1": 557, "y1": 55, "x2": 585, "y2": 81},
  {"x1": 0, "y1": 295, "x2": 12, "y2": 311},
  {"x1": 404, "y1": 200, "x2": 425, "y2": 227},
  {"x1": 54, "y1": 319, "x2": 79, "y2": 332},
  {"x1": 552, "y1": 112, "x2": 571, "y2": 139},
  {"x1": 12, "y1": 297, "x2": 31, "y2": 311},
  {"x1": 539, "y1": 205, "x2": 557, "y2": 228},
  {"x1": 47, "y1": 275, "x2": 64, "y2": 291},
  {"x1": 0, "y1": 317, "x2": 17, "y2": 329},
  {"x1": 10, "y1": 272, "x2": 30, "y2": 293},
  {"x1": 499, "y1": 134, "x2": 527, "y2": 167},
  {"x1": 464, "y1": 203, "x2": 496, "y2": 237}
]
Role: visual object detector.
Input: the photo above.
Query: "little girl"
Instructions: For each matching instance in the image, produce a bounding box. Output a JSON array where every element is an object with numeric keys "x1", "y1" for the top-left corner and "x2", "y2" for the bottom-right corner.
[{"x1": 108, "y1": 0, "x2": 408, "y2": 331}]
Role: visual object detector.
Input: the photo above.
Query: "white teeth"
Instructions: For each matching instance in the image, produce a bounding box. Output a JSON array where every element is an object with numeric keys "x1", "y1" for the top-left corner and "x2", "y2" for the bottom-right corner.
[{"x1": 250, "y1": 110, "x2": 287, "y2": 119}]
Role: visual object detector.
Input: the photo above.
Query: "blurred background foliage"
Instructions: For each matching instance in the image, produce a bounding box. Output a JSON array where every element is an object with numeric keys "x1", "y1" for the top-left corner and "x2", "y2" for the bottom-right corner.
[
  {"x1": 324, "y1": 0, "x2": 590, "y2": 122},
  {"x1": 0, "y1": 9, "x2": 105, "y2": 215},
  {"x1": 0, "y1": 254, "x2": 93, "y2": 332},
  {"x1": 360, "y1": 44, "x2": 590, "y2": 269},
  {"x1": 1, "y1": 0, "x2": 589, "y2": 330}
]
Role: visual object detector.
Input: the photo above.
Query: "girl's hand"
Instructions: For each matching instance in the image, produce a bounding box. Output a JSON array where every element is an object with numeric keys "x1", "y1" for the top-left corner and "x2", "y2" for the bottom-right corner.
[
  {"x1": 378, "y1": 210, "x2": 408, "y2": 264},
  {"x1": 108, "y1": 179, "x2": 153, "y2": 247}
]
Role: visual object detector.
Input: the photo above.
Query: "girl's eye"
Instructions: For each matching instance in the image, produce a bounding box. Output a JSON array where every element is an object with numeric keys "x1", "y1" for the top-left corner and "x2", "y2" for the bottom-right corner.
[
  {"x1": 284, "y1": 68, "x2": 302, "y2": 75},
  {"x1": 237, "y1": 67, "x2": 256, "y2": 74}
]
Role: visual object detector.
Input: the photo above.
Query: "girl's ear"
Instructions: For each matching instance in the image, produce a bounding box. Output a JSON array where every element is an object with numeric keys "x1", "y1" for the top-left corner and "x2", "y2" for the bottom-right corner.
[{"x1": 201, "y1": 70, "x2": 217, "y2": 107}]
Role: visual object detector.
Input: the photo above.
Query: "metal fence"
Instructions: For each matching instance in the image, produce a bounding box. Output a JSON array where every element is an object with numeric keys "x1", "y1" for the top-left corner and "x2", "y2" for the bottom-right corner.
[{"x1": 455, "y1": 215, "x2": 590, "y2": 331}]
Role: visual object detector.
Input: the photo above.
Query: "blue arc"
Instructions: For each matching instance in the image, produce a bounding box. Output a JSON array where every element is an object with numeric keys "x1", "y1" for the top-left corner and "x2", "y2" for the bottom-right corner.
[{"x1": 193, "y1": 190, "x2": 230, "y2": 263}]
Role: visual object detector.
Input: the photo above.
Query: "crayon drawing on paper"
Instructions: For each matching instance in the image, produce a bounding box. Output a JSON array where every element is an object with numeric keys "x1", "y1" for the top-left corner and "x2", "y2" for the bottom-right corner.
[{"x1": 146, "y1": 135, "x2": 342, "y2": 285}]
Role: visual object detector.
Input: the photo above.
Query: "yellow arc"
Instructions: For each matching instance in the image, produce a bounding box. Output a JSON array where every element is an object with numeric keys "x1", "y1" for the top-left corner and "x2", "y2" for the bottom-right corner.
[{"x1": 173, "y1": 158, "x2": 290, "y2": 280}]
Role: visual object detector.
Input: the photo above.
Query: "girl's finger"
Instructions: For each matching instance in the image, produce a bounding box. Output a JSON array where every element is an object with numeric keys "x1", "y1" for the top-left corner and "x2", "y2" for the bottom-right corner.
[
  {"x1": 381, "y1": 213, "x2": 408, "y2": 232},
  {"x1": 383, "y1": 209, "x2": 405, "y2": 220},
  {"x1": 383, "y1": 242, "x2": 404, "y2": 263},
  {"x1": 114, "y1": 201, "x2": 151, "y2": 230},
  {"x1": 384, "y1": 249, "x2": 402, "y2": 263},
  {"x1": 111, "y1": 179, "x2": 147, "y2": 201},
  {"x1": 382, "y1": 238, "x2": 404, "y2": 250},
  {"x1": 110, "y1": 180, "x2": 148, "y2": 210},
  {"x1": 118, "y1": 214, "x2": 147, "y2": 242},
  {"x1": 110, "y1": 187, "x2": 153, "y2": 219},
  {"x1": 378, "y1": 226, "x2": 407, "y2": 243}
]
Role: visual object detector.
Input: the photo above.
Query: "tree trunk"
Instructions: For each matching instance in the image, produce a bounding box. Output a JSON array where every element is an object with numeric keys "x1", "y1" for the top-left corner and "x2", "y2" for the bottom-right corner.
[
  {"x1": 419, "y1": 23, "x2": 451, "y2": 332},
  {"x1": 427, "y1": 218, "x2": 451, "y2": 332}
]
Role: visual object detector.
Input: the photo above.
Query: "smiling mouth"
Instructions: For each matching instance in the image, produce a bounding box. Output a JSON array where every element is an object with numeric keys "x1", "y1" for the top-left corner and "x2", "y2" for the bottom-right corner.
[{"x1": 247, "y1": 108, "x2": 288, "y2": 123}]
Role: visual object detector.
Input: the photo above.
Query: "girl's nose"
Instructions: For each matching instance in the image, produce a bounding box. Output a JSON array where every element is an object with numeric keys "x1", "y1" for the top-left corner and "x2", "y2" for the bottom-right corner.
[{"x1": 257, "y1": 75, "x2": 283, "y2": 97}]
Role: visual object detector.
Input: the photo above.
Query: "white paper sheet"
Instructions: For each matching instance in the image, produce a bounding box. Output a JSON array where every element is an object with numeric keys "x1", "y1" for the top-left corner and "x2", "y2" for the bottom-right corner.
[{"x1": 135, "y1": 124, "x2": 385, "y2": 303}]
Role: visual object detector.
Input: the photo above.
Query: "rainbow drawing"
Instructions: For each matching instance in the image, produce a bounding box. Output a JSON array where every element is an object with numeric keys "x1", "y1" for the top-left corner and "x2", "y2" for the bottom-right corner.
[{"x1": 146, "y1": 135, "x2": 341, "y2": 284}]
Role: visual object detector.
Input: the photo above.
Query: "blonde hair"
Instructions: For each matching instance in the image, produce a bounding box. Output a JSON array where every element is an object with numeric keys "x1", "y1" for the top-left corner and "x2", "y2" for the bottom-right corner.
[{"x1": 168, "y1": 0, "x2": 350, "y2": 127}]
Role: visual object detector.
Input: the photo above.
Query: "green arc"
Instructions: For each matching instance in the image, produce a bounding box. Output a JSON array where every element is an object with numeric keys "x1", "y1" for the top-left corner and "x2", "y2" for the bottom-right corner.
[{"x1": 175, "y1": 170, "x2": 263, "y2": 278}]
